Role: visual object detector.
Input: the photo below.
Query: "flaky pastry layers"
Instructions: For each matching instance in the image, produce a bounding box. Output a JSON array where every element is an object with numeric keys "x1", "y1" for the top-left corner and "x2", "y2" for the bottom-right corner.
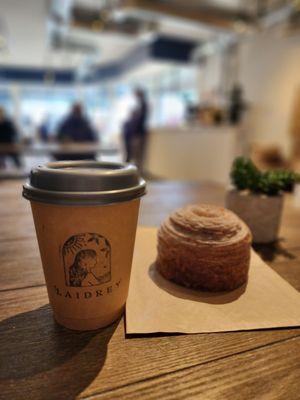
[{"x1": 157, "y1": 204, "x2": 252, "y2": 291}]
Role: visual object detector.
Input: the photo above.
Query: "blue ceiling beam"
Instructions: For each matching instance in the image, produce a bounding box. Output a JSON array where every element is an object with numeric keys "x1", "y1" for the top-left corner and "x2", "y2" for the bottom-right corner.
[
  {"x1": 0, "y1": 35, "x2": 198, "y2": 84},
  {"x1": 0, "y1": 67, "x2": 74, "y2": 84},
  {"x1": 150, "y1": 35, "x2": 197, "y2": 63}
]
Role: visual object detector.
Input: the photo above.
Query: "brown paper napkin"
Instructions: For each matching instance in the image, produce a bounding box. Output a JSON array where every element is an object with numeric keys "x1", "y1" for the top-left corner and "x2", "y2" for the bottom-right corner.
[{"x1": 126, "y1": 227, "x2": 300, "y2": 334}]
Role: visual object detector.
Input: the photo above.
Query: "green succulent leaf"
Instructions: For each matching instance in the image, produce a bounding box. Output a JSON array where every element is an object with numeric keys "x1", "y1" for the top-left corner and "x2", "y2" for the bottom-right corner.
[{"x1": 230, "y1": 157, "x2": 299, "y2": 196}]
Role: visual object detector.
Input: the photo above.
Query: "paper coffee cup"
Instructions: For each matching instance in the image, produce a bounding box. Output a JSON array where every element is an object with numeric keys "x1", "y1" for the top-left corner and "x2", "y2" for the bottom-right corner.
[{"x1": 23, "y1": 161, "x2": 146, "y2": 330}]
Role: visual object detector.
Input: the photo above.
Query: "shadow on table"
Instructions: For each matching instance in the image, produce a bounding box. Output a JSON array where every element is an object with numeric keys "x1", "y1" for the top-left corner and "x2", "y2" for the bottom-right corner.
[
  {"x1": 149, "y1": 263, "x2": 246, "y2": 304},
  {"x1": 253, "y1": 239, "x2": 297, "y2": 263},
  {"x1": 0, "y1": 304, "x2": 118, "y2": 399}
]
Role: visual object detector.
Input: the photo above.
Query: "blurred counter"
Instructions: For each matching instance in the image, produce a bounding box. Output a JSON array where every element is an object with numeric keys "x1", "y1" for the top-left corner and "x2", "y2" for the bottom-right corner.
[
  {"x1": 145, "y1": 126, "x2": 239, "y2": 184},
  {"x1": 0, "y1": 143, "x2": 117, "y2": 156}
]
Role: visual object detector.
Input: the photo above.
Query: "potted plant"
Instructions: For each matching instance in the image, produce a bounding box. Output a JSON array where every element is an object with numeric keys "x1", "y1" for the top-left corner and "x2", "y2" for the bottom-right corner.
[{"x1": 226, "y1": 157, "x2": 299, "y2": 243}]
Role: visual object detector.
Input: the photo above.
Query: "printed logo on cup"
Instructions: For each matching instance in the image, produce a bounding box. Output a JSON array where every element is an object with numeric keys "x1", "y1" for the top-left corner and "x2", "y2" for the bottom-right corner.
[{"x1": 62, "y1": 233, "x2": 111, "y2": 287}]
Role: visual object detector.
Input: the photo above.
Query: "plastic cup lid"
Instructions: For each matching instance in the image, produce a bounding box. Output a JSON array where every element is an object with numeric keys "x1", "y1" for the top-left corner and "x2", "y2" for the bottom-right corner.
[{"x1": 23, "y1": 160, "x2": 146, "y2": 206}]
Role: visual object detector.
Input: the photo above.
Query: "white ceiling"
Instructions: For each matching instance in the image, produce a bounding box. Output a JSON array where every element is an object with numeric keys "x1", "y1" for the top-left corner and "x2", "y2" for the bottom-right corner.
[
  {"x1": 74, "y1": 0, "x2": 249, "y2": 12},
  {"x1": 0, "y1": 0, "x2": 250, "y2": 69},
  {"x1": 0, "y1": 0, "x2": 48, "y2": 68},
  {"x1": 182, "y1": 0, "x2": 247, "y2": 12},
  {"x1": 0, "y1": 0, "x2": 138, "y2": 68}
]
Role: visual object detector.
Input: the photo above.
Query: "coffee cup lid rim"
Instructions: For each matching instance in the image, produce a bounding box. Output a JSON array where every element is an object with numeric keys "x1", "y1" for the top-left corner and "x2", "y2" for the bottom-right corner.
[{"x1": 22, "y1": 160, "x2": 146, "y2": 206}]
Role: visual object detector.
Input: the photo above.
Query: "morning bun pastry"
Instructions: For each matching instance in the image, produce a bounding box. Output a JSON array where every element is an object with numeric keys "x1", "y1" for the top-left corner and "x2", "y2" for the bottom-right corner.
[{"x1": 157, "y1": 204, "x2": 252, "y2": 291}]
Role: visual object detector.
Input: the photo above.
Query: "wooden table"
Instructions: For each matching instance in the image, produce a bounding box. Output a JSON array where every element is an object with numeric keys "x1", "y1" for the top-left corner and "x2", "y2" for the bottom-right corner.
[{"x1": 0, "y1": 180, "x2": 299, "y2": 400}]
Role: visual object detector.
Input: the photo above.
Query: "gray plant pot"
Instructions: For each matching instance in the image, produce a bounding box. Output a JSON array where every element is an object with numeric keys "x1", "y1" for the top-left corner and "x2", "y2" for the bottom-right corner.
[{"x1": 225, "y1": 189, "x2": 284, "y2": 244}]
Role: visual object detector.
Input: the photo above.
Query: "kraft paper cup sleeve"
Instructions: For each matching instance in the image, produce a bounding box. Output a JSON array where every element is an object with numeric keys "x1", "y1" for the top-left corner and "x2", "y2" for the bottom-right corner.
[{"x1": 31, "y1": 199, "x2": 140, "y2": 330}]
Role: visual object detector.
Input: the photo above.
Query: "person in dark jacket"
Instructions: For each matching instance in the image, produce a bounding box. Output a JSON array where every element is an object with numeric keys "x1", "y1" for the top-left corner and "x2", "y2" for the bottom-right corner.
[
  {"x1": 0, "y1": 107, "x2": 21, "y2": 168},
  {"x1": 123, "y1": 109, "x2": 138, "y2": 163},
  {"x1": 229, "y1": 84, "x2": 246, "y2": 125},
  {"x1": 55, "y1": 103, "x2": 97, "y2": 160},
  {"x1": 134, "y1": 89, "x2": 149, "y2": 171}
]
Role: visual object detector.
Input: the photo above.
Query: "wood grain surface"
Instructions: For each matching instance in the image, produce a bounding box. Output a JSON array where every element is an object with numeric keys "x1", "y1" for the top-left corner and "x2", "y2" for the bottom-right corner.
[{"x1": 0, "y1": 180, "x2": 300, "y2": 400}]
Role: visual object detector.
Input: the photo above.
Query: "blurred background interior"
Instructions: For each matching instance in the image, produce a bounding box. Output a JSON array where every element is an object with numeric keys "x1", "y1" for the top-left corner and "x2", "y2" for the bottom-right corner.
[{"x1": 0, "y1": 0, "x2": 300, "y2": 182}]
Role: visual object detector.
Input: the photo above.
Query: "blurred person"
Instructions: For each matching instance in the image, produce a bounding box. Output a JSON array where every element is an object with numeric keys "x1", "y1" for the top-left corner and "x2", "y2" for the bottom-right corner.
[
  {"x1": 21, "y1": 115, "x2": 34, "y2": 145},
  {"x1": 123, "y1": 109, "x2": 138, "y2": 163},
  {"x1": 133, "y1": 88, "x2": 149, "y2": 171},
  {"x1": 229, "y1": 84, "x2": 246, "y2": 125},
  {"x1": 38, "y1": 115, "x2": 51, "y2": 142},
  {"x1": 185, "y1": 102, "x2": 199, "y2": 124},
  {"x1": 55, "y1": 103, "x2": 97, "y2": 160},
  {"x1": 0, "y1": 107, "x2": 22, "y2": 168}
]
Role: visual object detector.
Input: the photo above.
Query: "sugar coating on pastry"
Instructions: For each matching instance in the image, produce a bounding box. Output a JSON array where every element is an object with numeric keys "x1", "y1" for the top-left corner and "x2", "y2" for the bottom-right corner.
[{"x1": 156, "y1": 204, "x2": 252, "y2": 291}]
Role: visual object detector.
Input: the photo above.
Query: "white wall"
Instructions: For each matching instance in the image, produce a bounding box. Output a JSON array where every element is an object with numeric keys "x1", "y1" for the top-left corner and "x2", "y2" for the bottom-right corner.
[
  {"x1": 0, "y1": 0, "x2": 48, "y2": 67},
  {"x1": 238, "y1": 28, "x2": 300, "y2": 155},
  {"x1": 145, "y1": 126, "x2": 238, "y2": 184},
  {"x1": 198, "y1": 52, "x2": 225, "y2": 104},
  {"x1": 196, "y1": 27, "x2": 300, "y2": 157}
]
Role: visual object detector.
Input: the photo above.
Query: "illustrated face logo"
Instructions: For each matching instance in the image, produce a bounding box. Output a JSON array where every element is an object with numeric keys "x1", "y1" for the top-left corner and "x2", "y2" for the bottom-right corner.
[{"x1": 62, "y1": 233, "x2": 111, "y2": 287}]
